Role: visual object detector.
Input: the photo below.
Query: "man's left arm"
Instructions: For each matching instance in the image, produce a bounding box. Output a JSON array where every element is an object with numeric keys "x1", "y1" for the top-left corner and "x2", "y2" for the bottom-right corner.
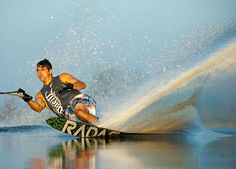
[{"x1": 59, "y1": 73, "x2": 86, "y2": 91}]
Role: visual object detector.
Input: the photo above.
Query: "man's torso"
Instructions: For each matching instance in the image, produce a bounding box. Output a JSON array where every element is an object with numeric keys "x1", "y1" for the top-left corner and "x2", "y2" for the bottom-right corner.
[{"x1": 40, "y1": 76, "x2": 81, "y2": 116}]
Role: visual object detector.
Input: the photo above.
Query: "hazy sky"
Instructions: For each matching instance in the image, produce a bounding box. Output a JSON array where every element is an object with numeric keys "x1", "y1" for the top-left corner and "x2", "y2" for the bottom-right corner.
[{"x1": 1, "y1": 0, "x2": 236, "y2": 91}]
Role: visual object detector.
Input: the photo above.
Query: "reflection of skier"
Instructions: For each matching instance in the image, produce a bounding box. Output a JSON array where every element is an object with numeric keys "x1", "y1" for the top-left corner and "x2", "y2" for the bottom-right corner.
[
  {"x1": 18, "y1": 59, "x2": 98, "y2": 124},
  {"x1": 48, "y1": 139, "x2": 98, "y2": 169}
]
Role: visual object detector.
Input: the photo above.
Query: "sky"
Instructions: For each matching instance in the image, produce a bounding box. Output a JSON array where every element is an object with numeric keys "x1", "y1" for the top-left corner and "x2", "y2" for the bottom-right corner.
[
  {"x1": 0, "y1": 0, "x2": 236, "y2": 127},
  {"x1": 1, "y1": 1, "x2": 236, "y2": 84}
]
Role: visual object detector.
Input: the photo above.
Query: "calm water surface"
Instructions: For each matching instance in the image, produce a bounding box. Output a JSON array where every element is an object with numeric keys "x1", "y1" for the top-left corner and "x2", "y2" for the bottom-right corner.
[{"x1": 0, "y1": 127, "x2": 235, "y2": 169}]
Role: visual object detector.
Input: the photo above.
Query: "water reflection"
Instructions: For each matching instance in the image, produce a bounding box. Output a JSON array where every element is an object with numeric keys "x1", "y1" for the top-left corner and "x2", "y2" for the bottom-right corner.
[
  {"x1": 27, "y1": 134, "x2": 236, "y2": 169},
  {"x1": 39, "y1": 135, "x2": 198, "y2": 169},
  {"x1": 199, "y1": 136, "x2": 236, "y2": 169},
  {"x1": 47, "y1": 138, "x2": 106, "y2": 169}
]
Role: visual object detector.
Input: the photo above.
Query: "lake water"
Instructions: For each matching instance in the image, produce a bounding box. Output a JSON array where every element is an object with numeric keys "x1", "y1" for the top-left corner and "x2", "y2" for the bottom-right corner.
[{"x1": 0, "y1": 126, "x2": 235, "y2": 169}]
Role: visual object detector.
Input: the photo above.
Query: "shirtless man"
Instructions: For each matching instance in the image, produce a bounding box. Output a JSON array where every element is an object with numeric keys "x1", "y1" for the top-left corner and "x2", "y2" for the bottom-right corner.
[{"x1": 18, "y1": 59, "x2": 98, "y2": 124}]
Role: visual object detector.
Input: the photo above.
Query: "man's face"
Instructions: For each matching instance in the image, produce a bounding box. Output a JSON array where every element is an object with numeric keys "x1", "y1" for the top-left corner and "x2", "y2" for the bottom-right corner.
[{"x1": 36, "y1": 66, "x2": 52, "y2": 82}]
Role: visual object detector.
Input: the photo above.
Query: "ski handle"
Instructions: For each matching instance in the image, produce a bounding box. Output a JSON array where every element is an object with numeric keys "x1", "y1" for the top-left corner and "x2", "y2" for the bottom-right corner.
[{"x1": 0, "y1": 90, "x2": 22, "y2": 97}]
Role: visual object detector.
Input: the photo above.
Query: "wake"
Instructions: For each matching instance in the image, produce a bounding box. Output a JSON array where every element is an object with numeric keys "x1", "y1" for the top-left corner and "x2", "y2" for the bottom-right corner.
[{"x1": 101, "y1": 41, "x2": 236, "y2": 134}]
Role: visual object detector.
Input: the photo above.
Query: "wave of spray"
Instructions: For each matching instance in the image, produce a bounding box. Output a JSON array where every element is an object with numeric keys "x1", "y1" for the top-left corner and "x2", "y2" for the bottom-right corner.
[
  {"x1": 20, "y1": 23, "x2": 235, "y2": 128},
  {"x1": 101, "y1": 41, "x2": 236, "y2": 133},
  {"x1": 34, "y1": 23, "x2": 235, "y2": 110}
]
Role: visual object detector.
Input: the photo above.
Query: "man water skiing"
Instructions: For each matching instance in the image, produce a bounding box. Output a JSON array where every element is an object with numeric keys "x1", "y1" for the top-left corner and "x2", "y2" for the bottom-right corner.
[{"x1": 17, "y1": 59, "x2": 98, "y2": 124}]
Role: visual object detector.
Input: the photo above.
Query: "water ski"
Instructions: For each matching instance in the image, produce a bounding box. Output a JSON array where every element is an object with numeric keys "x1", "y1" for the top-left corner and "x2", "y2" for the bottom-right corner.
[{"x1": 46, "y1": 117, "x2": 122, "y2": 138}]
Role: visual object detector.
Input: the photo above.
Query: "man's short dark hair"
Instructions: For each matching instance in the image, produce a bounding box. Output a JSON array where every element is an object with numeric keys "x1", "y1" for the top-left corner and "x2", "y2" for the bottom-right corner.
[{"x1": 37, "y1": 59, "x2": 52, "y2": 69}]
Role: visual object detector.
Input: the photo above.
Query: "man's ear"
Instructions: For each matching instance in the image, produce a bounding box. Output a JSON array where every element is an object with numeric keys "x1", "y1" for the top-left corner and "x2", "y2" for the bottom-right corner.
[{"x1": 49, "y1": 69, "x2": 53, "y2": 75}]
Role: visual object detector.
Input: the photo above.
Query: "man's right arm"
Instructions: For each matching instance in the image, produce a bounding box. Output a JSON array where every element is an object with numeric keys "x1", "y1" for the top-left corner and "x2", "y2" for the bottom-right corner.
[{"x1": 27, "y1": 92, "x2": 46, "y2": 113}]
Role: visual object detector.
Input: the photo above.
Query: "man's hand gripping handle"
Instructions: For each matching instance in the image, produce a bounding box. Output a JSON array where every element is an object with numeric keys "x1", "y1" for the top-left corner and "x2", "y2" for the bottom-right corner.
[{"x1": 17, "y1": 88, "x2": 33, "y2": 102}]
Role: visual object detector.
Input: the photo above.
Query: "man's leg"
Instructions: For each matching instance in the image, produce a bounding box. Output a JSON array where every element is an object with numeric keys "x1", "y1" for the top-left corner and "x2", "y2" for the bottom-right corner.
[{"x1": 74, "y1": 103, "x2": 98, "y2": 124}]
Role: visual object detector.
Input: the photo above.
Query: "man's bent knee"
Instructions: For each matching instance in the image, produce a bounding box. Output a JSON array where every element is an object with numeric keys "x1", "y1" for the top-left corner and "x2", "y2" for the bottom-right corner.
[{"x1": 74, "y1": 103, "x2": 88, "y2": 113}]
